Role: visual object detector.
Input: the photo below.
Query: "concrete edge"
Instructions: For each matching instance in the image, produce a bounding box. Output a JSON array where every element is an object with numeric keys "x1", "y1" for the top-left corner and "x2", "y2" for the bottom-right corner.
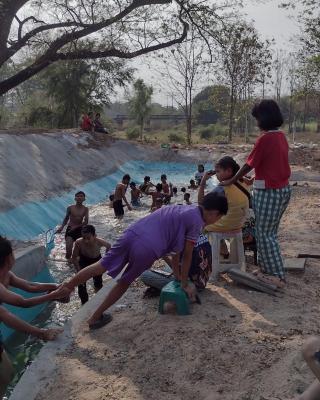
[
  {"x1": 9, "y1": 279, "x2": 115, "y2": 400},
  {"x1": 13, "y1": 245, "x2": 46, "y2": 280}
]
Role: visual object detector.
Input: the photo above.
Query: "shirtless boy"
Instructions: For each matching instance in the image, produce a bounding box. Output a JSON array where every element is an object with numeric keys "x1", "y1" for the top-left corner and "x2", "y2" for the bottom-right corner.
[
  {"x1": 56, "y1": 191, "x2": 89, "y2": 260},
  {"x1": 130, "y1": 182, "x2": 142, "y2": 207},
  {"x1": 113, "y1": 174, "x2": 132, "y2": 218},
  {"x1": 71, "y1": 225, "x2": 110, "y2": 304},
  {"x1": 139, "y1": 176, "x2": 154, "y2": 194},
  {"x1": 150, "y1": 183, "x2": 166, "y2": 210}
]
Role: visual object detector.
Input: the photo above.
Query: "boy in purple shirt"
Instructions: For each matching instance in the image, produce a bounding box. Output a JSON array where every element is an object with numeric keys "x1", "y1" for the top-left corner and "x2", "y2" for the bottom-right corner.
[{"x1": 53, "y1": 192, "x2": 228, "y2": 329}]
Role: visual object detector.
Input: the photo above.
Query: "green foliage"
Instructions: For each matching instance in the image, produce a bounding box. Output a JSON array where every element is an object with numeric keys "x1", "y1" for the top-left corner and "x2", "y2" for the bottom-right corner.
[
  {"x1": 199, "y1": 126, "x2": 214, "y2": 139},
  {"x1": 168, "y1": 132, "x2": 185, "y2": 143},
  {"x1": 126, "y1": 126, "x2": 140, "y2": 140},
  {"x1": 129, "y1": 79, "x2": 153, "y2": 140}
]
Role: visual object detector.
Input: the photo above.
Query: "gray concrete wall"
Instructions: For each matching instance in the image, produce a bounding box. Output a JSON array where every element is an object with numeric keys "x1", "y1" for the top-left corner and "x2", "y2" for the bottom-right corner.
[{"x1": 12, "y1": 245, "x2": 46, "y2": 280}]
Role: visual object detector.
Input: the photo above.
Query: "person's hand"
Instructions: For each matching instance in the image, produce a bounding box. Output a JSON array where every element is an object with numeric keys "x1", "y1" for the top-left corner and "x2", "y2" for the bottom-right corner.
[
  {"x1": 49, "y1": 283, "x2": 73, "y2": 300},
  {"x1": 128, "y1": 205, "x2": 133, "y2": 211},
  {"x1": 181, "y1": 282, "x2": 197, "y2": 302},
  {"x1": 38, "y1": 328, "x2": 63, "y2": 341},
  {"x1": 243, "y1": 175, "x2": 255, "y2": 185},
  {"x1": 46, "y1": 283, "x2": 60, "y2": 293},
  {"x1": 201, "y1": 171, "x2": 215, "y2": 184}
]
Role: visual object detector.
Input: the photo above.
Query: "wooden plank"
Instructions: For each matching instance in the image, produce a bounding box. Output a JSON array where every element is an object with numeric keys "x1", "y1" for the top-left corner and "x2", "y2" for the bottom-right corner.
[{"x1": 284, "y1": 258, "x2": 306, "y2": 271}]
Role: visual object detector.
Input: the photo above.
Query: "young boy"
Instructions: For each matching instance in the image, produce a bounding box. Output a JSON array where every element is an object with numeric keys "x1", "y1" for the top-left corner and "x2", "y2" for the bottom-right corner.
[
  {"x1": 188, "y1": 179, "x2": 198, "y2": 190},
  {"x1": 139, "y1": 176, "x2": 154, "y2": 194},
  {"x1": 129, "y1": 182, "x2": 142, "y2": 207},
  {"x1": 184, "y1": 193, "x2": 192, "y2": 205},
  {"x1": 71, "y1": 225, "x2": 110, "y2": 305},
  {"x1": 150, "y1": 183, "x2": 166, "y2": 211},
  {"x1": 151, "y1": 197, "x2": 163, "y2": 212},
  {"x1": 195, "y1": 164, "x2": 205, "y2": 186},
  {"x1": 52, "y1": 192, "x2": 228, "y2": 329},
  {"x1": 113, "y1": 174, "x2": 132, "y2": 218},
  {"x1": 160, "y1": 174, "x2": 170, "y2": 195},
  {"x1": 56, "y1": 191, "x2": 89, "y2": 261}
]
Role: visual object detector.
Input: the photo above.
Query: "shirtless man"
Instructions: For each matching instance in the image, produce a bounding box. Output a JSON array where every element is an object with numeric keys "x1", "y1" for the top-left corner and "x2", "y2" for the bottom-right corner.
[
  {"x1": 71, "y1": 225, "x2": 110, "y2": 304},
  {"x1": 113, "y1": 174, "x2": 132, "y2": 218},
  {"x1": 139, "y1": 176, "x2": 155, "y2": 194},
  {"x1": 56, "y1": 191, "x2": 89, "y2": 261}
]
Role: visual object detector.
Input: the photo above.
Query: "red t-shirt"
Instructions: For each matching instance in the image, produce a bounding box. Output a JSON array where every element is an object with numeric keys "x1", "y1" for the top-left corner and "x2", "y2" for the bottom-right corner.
[
  {"x1": 81, "y1": 115, "x2": 92, "y2": 131},
  {"x1": 246, "y1": 131, "x2": 291, "y2": 189}
]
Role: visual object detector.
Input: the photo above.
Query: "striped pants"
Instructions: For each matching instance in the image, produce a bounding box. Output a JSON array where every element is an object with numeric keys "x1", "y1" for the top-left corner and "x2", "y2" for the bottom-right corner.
[{"x1": 253, "y1": 186, "x2": 291, "y2": 279}]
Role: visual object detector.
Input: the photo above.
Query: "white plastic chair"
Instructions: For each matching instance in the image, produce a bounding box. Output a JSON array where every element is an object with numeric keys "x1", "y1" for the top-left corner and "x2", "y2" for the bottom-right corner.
[{"x1": 207, "y1": 230, "x2": 246, "y2": 282}]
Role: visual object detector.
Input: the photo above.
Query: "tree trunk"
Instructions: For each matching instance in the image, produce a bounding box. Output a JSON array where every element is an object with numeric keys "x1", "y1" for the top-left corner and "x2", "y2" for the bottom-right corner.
[
  {"x1": 302, "y1": 93, "x2": 308, "y2": 132},
  {"x1": 228, "y1": 89, "x2": 235, "y2": 143},
  {"x1": 317, "y1": 94, "x2": 320, "y2": 133},
  {"x1": 186, "y1": 117, "x2": 192, "y2": 145}
]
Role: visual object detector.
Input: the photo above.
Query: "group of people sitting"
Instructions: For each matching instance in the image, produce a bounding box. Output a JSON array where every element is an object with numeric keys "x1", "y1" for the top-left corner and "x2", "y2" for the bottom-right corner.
[
  {"x1": 81, "y1": 112, "x2": 108, "y2": 133},
  {"x1": 1, "y1": 99, "x2": 317, "y2": 400}
]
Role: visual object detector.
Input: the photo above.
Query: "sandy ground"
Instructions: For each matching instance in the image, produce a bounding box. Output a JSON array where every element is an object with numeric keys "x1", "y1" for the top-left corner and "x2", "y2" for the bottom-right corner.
[{"x1": 28, "y1": 176, "x2": 320, "y2": 400}]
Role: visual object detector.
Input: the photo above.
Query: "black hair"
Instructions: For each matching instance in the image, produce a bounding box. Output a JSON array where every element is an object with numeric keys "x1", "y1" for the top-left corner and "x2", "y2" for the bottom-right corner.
[
  {"x1": 0, "y1": 236, "x2": 13, "y2": 268},
  {"x1": 144, "y1": 176, "x2": 150, "y2": 182},
  {"x1": 81, "y1": 225, "x2": 96, "y2": 236},
  {"x1": 172, "y1": 186, "x2": 178, "y2": 193},
  {"x1": 184, "y1": 193, "x2": 190, "y2": 199},
  {"x1": 95, "y1": 113, "x2": 101, "y2": 117},
  {"x1": 123, "y1": 174, "x2": 131, "y2": 181},
  {"x1": 251, "y1": 99, "x2": 284, "y2": 131},
  {"x1": 161, "y1": 174, "x2": 167, "y2": 180},
  {"x1": 216, "y1": 156, "x2": 240, "y2": 177},
  {"x1": 181, "y1": 187, "x2": 186, "y2": 193},
  {"x1": 202, "y1": 192, "x2": 228, "y2": 215},
  {"x1": 198, "y1": 164, "x2": 204, "y2": 172},
  {"x1": 109, "y1": 194, "x2": 114, "y2": 201},
  {"x1": 130, "y1": 182, "x2": 136, "y2": 187},
  {"x1": 190, "y1": 179, "x2": 195, "y2": 184},
  {"x1": 75, "y1": 191, "x2": 85, "y2": 197},
  {"x1": 155, "y1": 197, "x2": 163, "y2": 203},
  {"x1": 156, "y1": 183, "x2": 163, "y2": 192}
]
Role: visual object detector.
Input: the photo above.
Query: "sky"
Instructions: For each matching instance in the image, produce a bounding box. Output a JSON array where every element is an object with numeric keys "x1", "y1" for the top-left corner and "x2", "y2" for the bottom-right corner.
[{"x1": 115, "y1": 0, "x2": 300, "y2": 105}]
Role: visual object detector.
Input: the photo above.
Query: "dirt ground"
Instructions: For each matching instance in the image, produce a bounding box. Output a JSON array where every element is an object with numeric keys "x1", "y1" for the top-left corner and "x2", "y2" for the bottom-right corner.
[{"x1": 31, "y1": 168, "x2": 320, "y2": 400}]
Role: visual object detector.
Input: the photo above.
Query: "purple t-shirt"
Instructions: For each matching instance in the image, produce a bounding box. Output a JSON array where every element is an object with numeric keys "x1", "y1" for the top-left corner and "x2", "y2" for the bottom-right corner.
[{"x1": 126, "y1": 204, "x2": 205, "y2": 257}]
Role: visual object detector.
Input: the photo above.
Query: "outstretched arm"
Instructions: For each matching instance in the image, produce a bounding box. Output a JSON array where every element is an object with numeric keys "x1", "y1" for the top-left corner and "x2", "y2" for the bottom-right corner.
[
  {"x1": 9, "y1": 272, "x2": 58, "y2": 293},
  {"x1": 0, "y1": 283, "x2": 59, "y2": 308},
  {"x1": 220, "y1": 164, "x2": 252, "y2": 186},
  {"x1": 0, "y1": 306, "x2": 62, "y2": 340},
  {"x1": 198, "y1": 171, "x2": 214, "y2": 204}
]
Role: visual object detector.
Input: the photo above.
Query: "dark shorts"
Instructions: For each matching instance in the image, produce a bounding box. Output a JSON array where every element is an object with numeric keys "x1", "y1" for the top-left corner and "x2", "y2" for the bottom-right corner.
[
  {"x1": 101, "y1": 231, "x2": 158, "y2": 284},
  {"x1": 79, "y1": 254, "x2": 102, "y2": 269},
  {"x1": 113, "y1": 200, "x2": 124, "y2": 217},
  {"x1": 65, "y1": 226, "x2": 82, "y2": 241}
]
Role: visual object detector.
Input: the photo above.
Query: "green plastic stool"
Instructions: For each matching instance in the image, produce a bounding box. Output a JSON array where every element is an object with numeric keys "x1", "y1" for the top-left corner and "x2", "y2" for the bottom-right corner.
[{"x1": 158, "y1": 280, "x2": 190, "y2": 315}]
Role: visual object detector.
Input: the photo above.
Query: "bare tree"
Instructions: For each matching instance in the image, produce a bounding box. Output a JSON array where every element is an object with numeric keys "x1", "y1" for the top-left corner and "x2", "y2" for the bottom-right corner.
[
  {"x1": 273, "y1": 49, "x2": 287, "y2": 102},
  {"x1": 0, "y1": 1, "x2": 240, "y2": 96},
  {"x1": 213, "y1": 21, "x2": 272, "y2": 141},
  {"x1": 158, "y1": 27, "x2": 207, "y2": 145}
]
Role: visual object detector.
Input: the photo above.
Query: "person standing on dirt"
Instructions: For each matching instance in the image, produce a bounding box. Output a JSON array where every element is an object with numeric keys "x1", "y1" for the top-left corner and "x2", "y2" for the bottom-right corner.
[
  {"x1": 56, "y1": 191, "x2": 89, "y2": 261},
  {"x1": 220, "y1": 100, "x2": 291, "y2": 288}
]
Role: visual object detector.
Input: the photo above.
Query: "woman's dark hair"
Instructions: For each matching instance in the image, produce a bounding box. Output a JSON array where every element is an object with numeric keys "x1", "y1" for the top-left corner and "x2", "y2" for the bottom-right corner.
[
  {"x1": 251, "y1": 99, "x2": 284, "y2": 131},
  {"x1": 202, "y1": 192, "x2": 228, "y2": 215},
  {"x1": 81, "y1": 225, "x2": 96, "y2": 236},
  {"x1": 156, "y1": 183, "x2": 163, "y2": 192},
  {"x1": 0, "y1": 236, "x2": 13, "y2": 268},
  {"x1": 216, "y1": 156, "x2": 240, "y2": 177}
]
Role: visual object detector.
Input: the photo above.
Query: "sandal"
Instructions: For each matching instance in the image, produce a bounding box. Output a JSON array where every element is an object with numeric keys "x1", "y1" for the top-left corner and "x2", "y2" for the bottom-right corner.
[{"x1": 89, "y1": 313, "x2": 113, "y2": 330}]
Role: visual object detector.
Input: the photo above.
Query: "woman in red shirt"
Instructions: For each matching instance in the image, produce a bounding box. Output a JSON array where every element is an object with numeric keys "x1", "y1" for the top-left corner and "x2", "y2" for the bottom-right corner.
[{"x1": 221, "y1": 100, "x2": 291, "y2": 288}]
